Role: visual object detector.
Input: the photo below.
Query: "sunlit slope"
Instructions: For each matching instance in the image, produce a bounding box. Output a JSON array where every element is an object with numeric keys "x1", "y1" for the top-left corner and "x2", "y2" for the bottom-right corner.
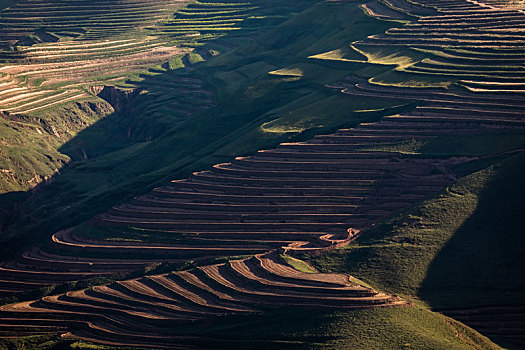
[
  {"x1": 315, "y1": 0, "x2": 525, "y2": 91},
  {"x1": 0, "y1": 0, "x2": 191, "y2": 194},
  {"x1": 0, "y1": 0, "x2": 190, "y2": 116},
  {"x1": 0, "y1": 0, "x2": 397, "y2": 245},
  {"x1": 0, "y1": 305, "x2": 502, "y2": 349},
  {"x1": 304, "y1": 0, "x2": 525, "y2": 347},
  {"x1": 0, "y1": 0, "x2": 318, "y2": 194}
]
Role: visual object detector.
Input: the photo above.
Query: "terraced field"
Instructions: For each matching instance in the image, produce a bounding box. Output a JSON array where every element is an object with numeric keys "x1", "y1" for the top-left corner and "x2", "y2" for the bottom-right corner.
[
  {"x1": 0, "y1": 0, "x2": 246, "y2": 117},
  {"x1": 0, "y1": 120, "x2": 459, "y2": 293},
  {"x1": 351, "y1": 0, "x2": 525, "y2": 91},
  {"x1": 0, "y1": 0, "x2": 318, "y2": 194},
  {"x1": 0, "y1": 0, "x2": 186, "y2": 44},
  {"x1": 0, "y1": 253, "x2": 405, "y2": 348},
  {"x1": 0, "y1": 88, "x2": 523, "y2": 346},
  {"x1": 0, "y1": 0, "x2": 524, "y2": 348},
  {"x1": 0, "y1": 0, "x2": 191, "y2": 194},
  {"x1": 0, "y1": 0, "x2": 189, "y2": 115},
  {"x1": 0, "y1": 0, "x2": 314, "y2": 116}
]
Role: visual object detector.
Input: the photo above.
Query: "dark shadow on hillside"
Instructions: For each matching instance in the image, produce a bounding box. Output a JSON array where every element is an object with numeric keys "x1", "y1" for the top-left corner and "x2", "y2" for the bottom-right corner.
[
  {"x1": 0, "y1": 62, "x2": 224, "y2": 258},
  {"x1": 418, "y1": 152, "x2": 525, "y2": 347},
  {"x1": 61, "y1": 65, "x2": 214, "y2": 161},
  {"x1": 0, "y1": 2, "x2": 330, "y2": 258},
  {"x1": 0, "y1": 0, "x2": 401, "y2": 262}
]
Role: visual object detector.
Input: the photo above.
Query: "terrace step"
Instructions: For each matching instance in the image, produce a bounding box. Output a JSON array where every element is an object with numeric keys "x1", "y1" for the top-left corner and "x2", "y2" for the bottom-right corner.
[{"x1": 4, "y1": 1, "x2": 525, "y2": 339}]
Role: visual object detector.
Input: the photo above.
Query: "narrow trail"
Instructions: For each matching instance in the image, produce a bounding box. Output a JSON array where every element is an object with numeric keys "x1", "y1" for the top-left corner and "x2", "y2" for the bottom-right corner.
[{"x1": 442, "y1": 316, "x2": 484, "y2": 350}]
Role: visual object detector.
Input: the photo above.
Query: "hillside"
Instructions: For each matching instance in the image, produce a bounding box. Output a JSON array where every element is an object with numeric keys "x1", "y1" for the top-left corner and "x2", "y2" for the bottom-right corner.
[
  {"x1": 0, "y1": 0, "x2": 317, "y2": 194},
  {"x1": 308, "y1": 146, "x2": 525, "y2": 348},
  {"x1": 0, "y1": 0, "x2": 524, "y2": 349},
  {"x1": 1, "y1": 0, "x2": 397, "y2": 248}
]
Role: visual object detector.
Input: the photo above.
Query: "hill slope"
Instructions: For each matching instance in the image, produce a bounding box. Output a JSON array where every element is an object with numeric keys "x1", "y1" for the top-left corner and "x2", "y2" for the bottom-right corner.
[{"x1": 0, "y1": 0, "x2": 524, "y2": 348}]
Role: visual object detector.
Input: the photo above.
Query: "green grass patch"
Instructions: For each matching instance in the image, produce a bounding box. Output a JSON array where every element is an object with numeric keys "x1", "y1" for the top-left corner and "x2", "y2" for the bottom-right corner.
[
  {"x1": 196, "y1": 306, "x2": 501, "y2": 349},
  {"x1": 309, "y1": 151, "x2": 525, "y2": 309},
  {"x1": 269, "y1": 67, "x2": 304, "y2": 77},
  {"x1": 188, "y1": 52, "x2": 204, "y2": 64},
  {"x1": 0, "y1": 335, "x2": 113, "y2": 350},
  {"x1": 281, "y1": 254, "x2": 317, "y2": 273},
  {"x1": 0, "y1": 306, "x2": 501, "y2": 349}
]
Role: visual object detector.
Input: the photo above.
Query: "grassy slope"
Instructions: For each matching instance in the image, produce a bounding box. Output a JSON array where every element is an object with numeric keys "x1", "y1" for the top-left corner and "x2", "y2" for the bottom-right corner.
[
  {"x1": 0, "y1": 307, "x2": 501, "y2": 350},
  {"x1": 420, "y1": 152, "x2": 525, "y2": 308},
  {"x1": 308, "y1": 143, "x2": 525, "y2": 307},
  {"x1": 0, "y1": 101, "x2": 113, "y2": 193},
  {"x1": 0, "y1": 2, "x2": 516, "y2": 349},
  {"x1": 299, "y1": 137, "x2": 525, "y2": 349},
  {"x1": 1, "y1": 1, "x2": 400, "y2": 248},
  {"x1": 199, "y1": 307, "x2": 501, "y2": 350}
]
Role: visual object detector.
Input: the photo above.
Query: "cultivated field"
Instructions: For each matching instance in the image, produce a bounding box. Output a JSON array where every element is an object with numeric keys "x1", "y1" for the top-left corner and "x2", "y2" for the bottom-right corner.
[
  {"x1": 0, "y1": 0, "x2": 524, "y2": 348},
  {"x1": 0, "y1": 0, "x2": 317, "y2": 194},
  {"x1": 1, "y1": 77, "x2": 523, "y2": 348}
]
